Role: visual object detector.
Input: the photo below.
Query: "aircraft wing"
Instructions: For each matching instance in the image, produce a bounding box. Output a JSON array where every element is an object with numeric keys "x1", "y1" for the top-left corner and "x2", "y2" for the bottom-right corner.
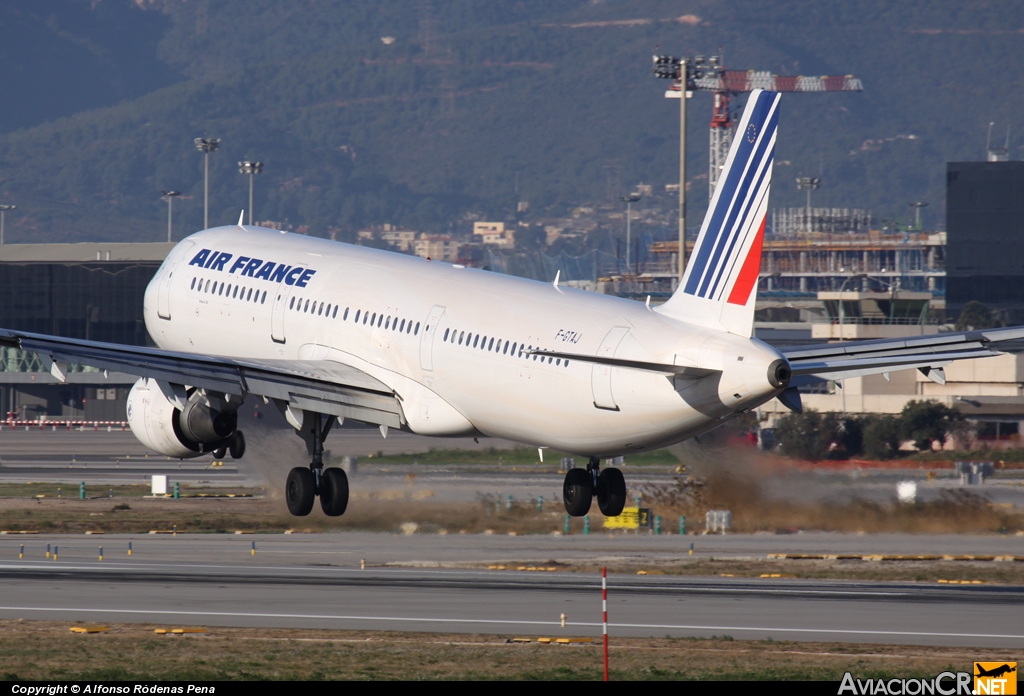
[
  {"x1": 782, "y1": 326, "x2": 1024, "y2": 385},
  {"x1": 0, "y1": 328, "x2": 405, "y2": 428}
]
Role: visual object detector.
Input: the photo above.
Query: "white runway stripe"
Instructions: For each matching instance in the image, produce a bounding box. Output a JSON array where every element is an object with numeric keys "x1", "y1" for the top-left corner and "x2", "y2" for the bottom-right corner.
[{"x1": 0, "y1": 605, "x2": 1021, "y2": 641}]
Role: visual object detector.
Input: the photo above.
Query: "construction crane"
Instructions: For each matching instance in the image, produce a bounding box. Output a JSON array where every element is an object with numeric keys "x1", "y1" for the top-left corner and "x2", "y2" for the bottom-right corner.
[
  {"x1": 656, "y1": 56, "x2": 863, "y2": 198},
  {"x1": 652, "y1": 54, "x2": 863, "y2": 279}
]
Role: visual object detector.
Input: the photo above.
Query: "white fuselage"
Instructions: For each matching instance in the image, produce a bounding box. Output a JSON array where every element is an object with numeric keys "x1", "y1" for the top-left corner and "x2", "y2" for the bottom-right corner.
[{"x1": 144, "y1": 226, "x2": 786, "y2": 457}]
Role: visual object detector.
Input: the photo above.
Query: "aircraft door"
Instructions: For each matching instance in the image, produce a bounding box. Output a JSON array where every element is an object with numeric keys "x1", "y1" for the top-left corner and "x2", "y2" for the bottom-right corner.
[
  {"x1": 591, "y1": 326, "x2": 630, "y2": 410},
  {"x1": 156, "y1": 241, "x2": 194, "y2": 320},
  {"x1": 270, "y1": 265, "x2": 306, "y2": 344},
  {"x1": 419, "y1": 305, "x2": 446, "y2": 371}
]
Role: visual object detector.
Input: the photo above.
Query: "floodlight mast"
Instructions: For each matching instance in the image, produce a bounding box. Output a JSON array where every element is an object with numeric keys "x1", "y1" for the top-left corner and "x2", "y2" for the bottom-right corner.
[
  {"x1": 620, "y1": 193, "x2": 642, "y2": 272},
  {"x1": 652, "y1": 55, "x2": 688, "y2": 282},
  {"x1": 0, "y1": 204, "x2": 15, "y2": 245},
  {"x1": 238, "y1": 161, "x2": 263, "y2": 226},
  {"x1": 796, "y1": 176, "x2": 821, "y2": 227},
  {"x1": 161, "y1": 191, "x2": 181, "y2": 243},
  {"x1": 194, "y1": 137, "x2": 220, "y2": 229}
]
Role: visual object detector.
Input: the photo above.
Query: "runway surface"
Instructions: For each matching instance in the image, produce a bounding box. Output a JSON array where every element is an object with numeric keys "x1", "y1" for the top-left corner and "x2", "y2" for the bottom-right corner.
[{"x1": 1, "y1": 534, "x2": 1021, "y2": 648}]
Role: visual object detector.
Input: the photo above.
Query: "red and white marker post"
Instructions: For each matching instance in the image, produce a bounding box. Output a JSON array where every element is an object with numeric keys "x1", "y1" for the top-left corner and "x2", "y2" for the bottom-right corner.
[{"x1": 602, "y1": 565, "x2": 609, "y2": 681}]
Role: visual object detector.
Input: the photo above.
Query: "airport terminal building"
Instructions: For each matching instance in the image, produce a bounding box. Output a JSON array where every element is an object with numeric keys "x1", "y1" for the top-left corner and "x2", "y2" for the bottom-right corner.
[
  {"x1": 0, "y1": 242, "x2": 173, "y2": 421},
  {"x1": 946, "y1": 161, "x2": 1024, "y2": 323}
]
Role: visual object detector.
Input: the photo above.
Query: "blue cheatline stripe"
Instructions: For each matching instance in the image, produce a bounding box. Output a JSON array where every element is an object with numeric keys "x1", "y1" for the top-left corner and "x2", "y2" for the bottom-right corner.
[
  {"x1": 712, "y1": 160, "x2": 773, "y2": 303},
  {"x1": 707, "y1": 146, "x2": 775, "y2": 301},
  {"x1": 697, "y1": 99, "x2": 778, "y2": 298},
  {"x1": 684, "y1": 92, "x2": 777, "y2": 297}
]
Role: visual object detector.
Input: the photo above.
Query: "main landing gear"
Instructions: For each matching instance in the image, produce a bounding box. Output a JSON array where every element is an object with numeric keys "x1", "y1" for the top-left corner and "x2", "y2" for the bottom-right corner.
[
  {"x1": 563, "y1": 457, "x2": 626, "y2": 517},
  {"x1": 285, "y1": 412, "x2": 349, "y2": 517}
]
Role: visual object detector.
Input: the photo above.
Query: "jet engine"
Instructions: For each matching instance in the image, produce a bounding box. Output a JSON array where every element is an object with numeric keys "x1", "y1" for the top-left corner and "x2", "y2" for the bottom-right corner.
[{"x1": 126, "y1": 378, "x2": 245, "y2": 459}]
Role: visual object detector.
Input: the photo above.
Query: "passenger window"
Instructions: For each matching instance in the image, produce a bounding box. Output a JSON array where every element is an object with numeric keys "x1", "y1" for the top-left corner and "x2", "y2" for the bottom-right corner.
[
  {"x1": 459, "y1": 331, "x2": 464, "y2": 345},
  {"x1": 334, "y1": 306, "x2": 340, "y2": 319},
  {"x1": 318, "y1": 303, "x2": 323, "y2": 316},
  {"x1": 512, "y1": 342, "x2": 517, "y2": 355},
  {"x1": 377, "y1": 314, "x2": 383, "y2": 328},
  {"x1": 261, "y1": 291, "x2": 267, "y2": 304},
  {"x1": 218, "y1": 283, "x2": 224, "y2": 296},
  {"x1": 364, "y1": 312, "x2": 370, "y2": 325},
  {"x1": 289, "y1": 297, "x2": 295, "y2": 310},
  {"x1": 488, "y1": 337, "x2": 494, "y2": 351},
  {"x1": 473, "y1": 335, "x2": 479, "y2": 349},
  {"x1": 190, "y1": 278, "x2": 196, "y2": 290},
  {"x1": 556, "y1": 359, "x2": 561, "y2": 366},
  {"x1": 354, "y1": 310, "x2": 360, "y2": 322},
  {"x1": 305, "y1": 300, "x2": 311, "y2": 312},
  {"x1": 233, "y1": 286, "x2": 239, "y2": 299},
  {"x1": 400, "y1": 319, "x2": 406, "y2": 332},
  {"x1": 385, "y1": 316, "x2": 390, "y2": 330},
  {"x1": 503, "y1": 341, "x2": 509, "y2": 355},
  {"x1": 247, "y1": 288, "x2": 253, "y2": 301},
  {"x1": 371, "y1": 312, "x2": 376, "y2": 325},
  {"x1": 205, "y1": 280, "x2": 210, "y2": 293},
  {"x1": 415, "y1": 322, "x2": 420, "y2": 335},
  {"x1": 325, "y1": 303, "x2": 331, "y2": 316},
  {"x1": 342, "y1": 307, "x2": 347, "y2": 320},
  {"x1": 444, "y1": 328, "x2": 450, "y2": 341}
]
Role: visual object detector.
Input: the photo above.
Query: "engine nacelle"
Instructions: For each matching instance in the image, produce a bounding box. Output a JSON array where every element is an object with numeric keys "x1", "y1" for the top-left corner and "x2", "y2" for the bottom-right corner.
[{"x1": 126, "y1": 378, "x2": 239, "y2": 458}]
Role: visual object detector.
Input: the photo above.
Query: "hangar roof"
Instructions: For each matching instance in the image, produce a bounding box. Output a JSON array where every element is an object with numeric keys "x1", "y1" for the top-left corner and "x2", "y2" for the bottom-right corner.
[{"x1": 0, "y1": 243, "x2": 175, "y2": 263}]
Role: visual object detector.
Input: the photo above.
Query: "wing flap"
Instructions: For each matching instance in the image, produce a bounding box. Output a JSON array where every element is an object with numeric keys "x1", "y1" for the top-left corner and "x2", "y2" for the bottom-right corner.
[{"x1": 0, "y1": 328, "x2": 405, "y2": 428}]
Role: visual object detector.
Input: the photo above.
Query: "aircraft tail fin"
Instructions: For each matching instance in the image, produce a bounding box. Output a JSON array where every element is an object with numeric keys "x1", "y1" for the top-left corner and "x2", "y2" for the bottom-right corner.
[{"x1": 656, "y1": 89, "x2": 780, "y2": 337}]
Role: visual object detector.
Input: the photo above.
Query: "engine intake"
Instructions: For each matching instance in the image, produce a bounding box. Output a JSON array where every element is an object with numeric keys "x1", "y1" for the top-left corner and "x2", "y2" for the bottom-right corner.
[{"x1": 127, "y1": 378, "x2": 239, "y2": 458}]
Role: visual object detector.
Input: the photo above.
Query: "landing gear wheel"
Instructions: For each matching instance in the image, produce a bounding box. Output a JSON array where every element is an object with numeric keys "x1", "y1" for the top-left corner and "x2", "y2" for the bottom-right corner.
[
  {"x1": 286, "y1": 467, "x2": 316, "y2": 516},
  {"x1": 229, "y1": 430, "x2": 246, "y2": 459},
  {"x1": 212, "y1": 447, "x2": 227, "y2": 459},
  {"x1": 563, "y1": 467, "x2": 593, "y2": 517},
  {"x1": 596, "y1": 467, "x2": 626, "y2": 517},
  {"x1": 319, "y1": 468, "x2": 349, "y2": 517}
]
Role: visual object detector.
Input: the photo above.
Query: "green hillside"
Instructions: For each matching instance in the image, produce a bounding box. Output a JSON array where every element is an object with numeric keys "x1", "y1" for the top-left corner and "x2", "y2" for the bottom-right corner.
[{"x1": 0, "y1": 0, "x2": 1021, "y2": 243}]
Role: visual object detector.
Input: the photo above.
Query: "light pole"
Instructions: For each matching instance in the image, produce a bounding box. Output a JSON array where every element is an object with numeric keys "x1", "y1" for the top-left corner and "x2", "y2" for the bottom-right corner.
[
  {"x1": 908, "y1": 201, "x2": 928, "y2": 230},
  {"x1": 0, "y1": 205, "x2": 15, "y2": 245},
  {"x1": 161, "y1": 191, "x2": 180, "y2": 243},
  {"x1": 620, "y1": 193, "x2": 641, "y2": 273},
  {"x1": 796, "y1": 177, "x2": 820, "y2": 232},
  {"x1": 194, "y1": 137, "x2": 220, "y2": 229},
  {"x1": 238, "y1": 161, "x2": 263, "y2": 226}
]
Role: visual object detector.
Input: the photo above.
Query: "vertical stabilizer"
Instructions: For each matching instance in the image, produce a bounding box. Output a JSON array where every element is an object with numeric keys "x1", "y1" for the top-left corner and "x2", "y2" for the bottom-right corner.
[{"x1": 656, "y1": 90, "x2": 779, "y2": 337}]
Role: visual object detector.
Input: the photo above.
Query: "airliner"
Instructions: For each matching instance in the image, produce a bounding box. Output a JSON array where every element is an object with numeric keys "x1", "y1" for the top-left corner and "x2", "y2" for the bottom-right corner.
[{"x1": 2, "y1": 90, "x2": 1020, "y2": 518}]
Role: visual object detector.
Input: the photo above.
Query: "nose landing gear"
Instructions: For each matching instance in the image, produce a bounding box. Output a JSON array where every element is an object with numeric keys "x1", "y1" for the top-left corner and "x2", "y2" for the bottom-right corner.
[
  {"x1": 285, "y1": 412, "x2": 349, "y2": 517},
  {"x1": 562, "y1": 457, "x2": 626, "y2": 517}
]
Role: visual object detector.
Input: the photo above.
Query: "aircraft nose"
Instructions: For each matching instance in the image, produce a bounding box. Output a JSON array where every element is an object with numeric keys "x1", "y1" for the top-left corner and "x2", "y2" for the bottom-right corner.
[{"x1": 767, "y1": 358, "x2": 792, "y2": 389}]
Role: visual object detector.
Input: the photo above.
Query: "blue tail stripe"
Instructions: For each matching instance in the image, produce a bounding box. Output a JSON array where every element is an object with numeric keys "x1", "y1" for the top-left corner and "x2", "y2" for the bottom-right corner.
[
  {"x1": 684, "y1": 92, "x2": 776, "y2": 297},
  {"x1": 705, "y1": 127, "x2": 776, "y2": 300},
  {"x1": 700, "y1": 118, "x2": 776, "y2": 298},
  {"x1": 708, "y1": 154, "x2": 773, "y2": 301},
  {"x1": 695, "y1": 96, "x2": 776, "y2": 298}
]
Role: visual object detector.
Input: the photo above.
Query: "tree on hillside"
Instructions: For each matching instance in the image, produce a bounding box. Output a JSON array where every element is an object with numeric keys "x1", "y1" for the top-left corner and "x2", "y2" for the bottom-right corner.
[
  {"x1": 776, "y1": 410, "x2": 864, "y2": 460},
  {"x1": 955, "y1": 301, "x2": 1001, "y2": 331},
  {"x1": 862, "y1": 415, "x2": 903, "y2": 460},
  {"x1": 899, "y1": 400, "x2": 963, "y2": 451}
]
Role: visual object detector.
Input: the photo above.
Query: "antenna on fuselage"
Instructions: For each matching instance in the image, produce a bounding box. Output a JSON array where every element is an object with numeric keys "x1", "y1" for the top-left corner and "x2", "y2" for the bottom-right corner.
[
  {"x1": 237, "y1": 211, "x2": 245, "y2": 229},
  {"x1": 553, "y1": 270, "x2": 560, "y2": 288}
]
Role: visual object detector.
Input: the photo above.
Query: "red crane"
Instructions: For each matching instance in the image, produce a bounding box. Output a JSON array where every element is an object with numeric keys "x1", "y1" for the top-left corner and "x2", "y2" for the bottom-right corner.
[{"x1": 655, "y1": 56, "x2": 863, "y2": 198}]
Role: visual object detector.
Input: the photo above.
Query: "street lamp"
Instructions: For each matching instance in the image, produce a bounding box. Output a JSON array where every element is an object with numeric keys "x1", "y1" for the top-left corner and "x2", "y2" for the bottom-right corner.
[
  {"x1": 194, "y1": 137, "x2": 220, "y2": 229},
  {"x1": 796, "y1": 177, "x2": 820, "y2": 232},
  {"x1": 654, "y1": 55, "x2": 723, "y2": 282},
  {"x1": 0, "y1": 204, "x2": 15, "y2": 245},
  {"x1": 161, "y1": 191, "x2": 181, "y2": 243},
  {"x1": 620, "y1": 193, "x2": 641, "y2": 273},
  {"x1": 908, "y1": 201, "x2": 928, "y2": 230},
  {"x1": 238, "y1": 161, "x2": 263, "y2": 226}
]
